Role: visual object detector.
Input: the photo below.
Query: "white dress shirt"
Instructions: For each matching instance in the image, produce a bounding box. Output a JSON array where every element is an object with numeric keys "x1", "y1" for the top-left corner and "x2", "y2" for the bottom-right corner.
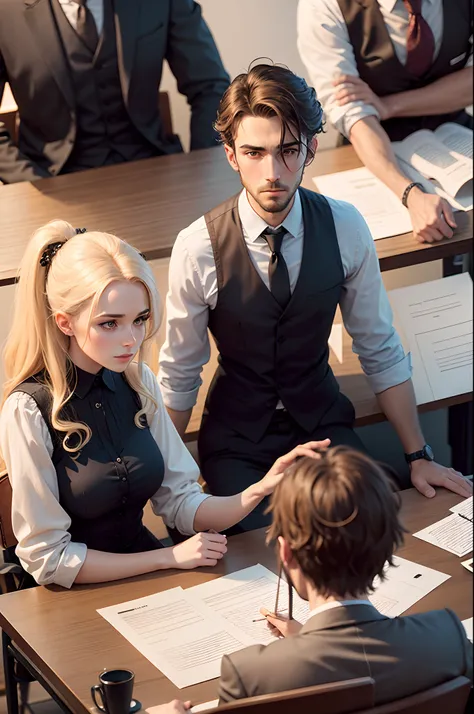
[
  {"x1": 158, "y1": 189, "x2": 412, "y2": 412},
  {"x1": 58, "y1": 0, "x2": 104, "y2": 35},
  {"x1": 0, "y1": 364, "x2": 209, "y2": 588},
  {"x1": 297, "y1": 0, "x2": 473, "y2": 138}
]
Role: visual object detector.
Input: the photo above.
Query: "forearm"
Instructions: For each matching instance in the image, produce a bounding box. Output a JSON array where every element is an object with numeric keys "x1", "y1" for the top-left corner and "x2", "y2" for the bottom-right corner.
[
  {"x1": 74, "y1": 547, "x2": 174, "y2": 584},
  {"x1": 349, "y1": 116, "x2": 411, "y2": 198},
  {"x1": 193, "y1": 484, "x2": 265, "y2": 533},
  {"x1": 166, "y1": 406, "x2": 193, "y2": 439},
  {"x1": 376, "y1": 379, "x2": 425, "y2": 453},
  {"x1": 384, "y1": 67, "x2": 473, "y2": 119}
]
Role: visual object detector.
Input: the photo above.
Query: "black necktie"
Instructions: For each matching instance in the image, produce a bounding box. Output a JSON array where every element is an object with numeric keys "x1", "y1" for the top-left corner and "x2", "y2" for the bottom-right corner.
[
  {"x1": 71, "y1": 0, "x2": 99, "y2": 53},
  {"x1": 261, "y1": 226, "x2": 291, "y2": 309}
]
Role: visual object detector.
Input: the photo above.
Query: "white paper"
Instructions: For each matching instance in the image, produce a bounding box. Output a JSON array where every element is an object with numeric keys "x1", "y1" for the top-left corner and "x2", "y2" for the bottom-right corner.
[
  {"x1": 462, "y1": 617, "x2": 473, "y2": 642},
  {"x1": 396, "y1": 156, "x2": 472, "y2": 211},
  {"x1": 450, "y1": 496, "x2": 473, "y2": 521},
  {"x1": 434, "y1": 123, "x2": 473, "y2": 160},
  {"x1": 186, "y1": 564, "x2": 311, "y2": 646},
  {"x1": 462, "y1": 558, "x2": 473, "y2": 573},
  {"x1": 413, "y1": 513, "x2": 473, "y2": 557},
  {"x1": 191, "y1": 701, "x2": 219, "y2": 713},
  {"x1": 98, "y1": 587, "x2": 254, "y2": 689},
  {"x1": 389, "y1": 274, "x2": 473, "y2": 404},
  {"x1": 313, "y1": 167, "x2": 412, "y2": 240},
  {"x1": 369, "y1": 556, "x2": 450, "y2": 617}
]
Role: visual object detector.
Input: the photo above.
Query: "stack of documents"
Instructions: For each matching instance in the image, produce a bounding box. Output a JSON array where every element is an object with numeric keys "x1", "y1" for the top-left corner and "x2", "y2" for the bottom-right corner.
[
  {"x1": 413, "y1": 496, "x2": 473, "y2": 557},
  {"x1": 98, "y1": 559, "x2": 450, "y2": 689},
  {"x1": 389, "y1": 274, "x2": 473, "y2": 405}
]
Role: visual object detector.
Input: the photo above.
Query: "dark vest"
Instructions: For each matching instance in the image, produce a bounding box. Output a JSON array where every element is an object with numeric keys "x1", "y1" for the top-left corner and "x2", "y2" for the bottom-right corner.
[
  {"x1": 204, "y1": 189, "x2": 345, "y2": 443},
  {"x1": 12, "y1": 373, "x2": 164, "y2": 554},
  {"x1": 337, "y1": 0, "x2": 473, "y2": 141},
  {"x1": 51, "y1": 0, "x2": 159, "y2": 172}
]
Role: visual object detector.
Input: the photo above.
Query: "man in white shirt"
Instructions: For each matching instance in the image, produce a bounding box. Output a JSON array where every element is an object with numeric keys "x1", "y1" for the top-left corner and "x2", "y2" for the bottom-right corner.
[
  {"x1": 297, "y1": 0, "x2": 473, "y2": 244},
  {"x1": 159, "y1": 63, "x2": 471, "y2": 534}
]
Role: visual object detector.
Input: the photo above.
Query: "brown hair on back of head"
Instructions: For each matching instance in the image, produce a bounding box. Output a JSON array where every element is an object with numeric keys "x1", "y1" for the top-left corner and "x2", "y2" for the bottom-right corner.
[
  {"x1": 214, "y1": 61, "x2": 324, "y2": 163},
  {"x1": 267, "y1": 446, "x2": 405, "y2": 598}
]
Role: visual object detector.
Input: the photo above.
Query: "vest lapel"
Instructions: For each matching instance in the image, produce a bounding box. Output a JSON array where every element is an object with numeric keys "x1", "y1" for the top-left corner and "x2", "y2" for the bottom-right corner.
[
  {"x1": 113, "y1": 0, "x2": 141, "y2": 107},
  {"x1": 24, "y1": 0, "x2": 74, "y2": 109}
]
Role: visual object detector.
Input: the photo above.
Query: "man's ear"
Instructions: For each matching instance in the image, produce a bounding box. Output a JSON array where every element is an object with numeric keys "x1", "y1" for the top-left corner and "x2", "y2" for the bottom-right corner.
[
  {"x1": 224, "y1": 143, "x2": 239, "y2": 172},
  {"x1": 278, "y1": 536, "x2": 295, "y2": 569},
  {"x1": 55, "y1": 313, "x2": 74, "y2": 337},
  {"x1": 304, "y1": 136, "x2": 318, "y2": 166}
]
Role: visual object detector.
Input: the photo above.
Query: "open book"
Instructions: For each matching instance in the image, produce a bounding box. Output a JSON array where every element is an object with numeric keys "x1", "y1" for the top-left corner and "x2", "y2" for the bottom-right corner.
[{"x1": 393, "y1": 123, "x2": 473, "y2": 211}]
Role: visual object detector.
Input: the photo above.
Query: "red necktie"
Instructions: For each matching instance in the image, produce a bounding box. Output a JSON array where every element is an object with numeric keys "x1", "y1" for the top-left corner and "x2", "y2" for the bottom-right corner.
[{"x1": 403, "y1": 0, "x2": 435, "y2": 77}]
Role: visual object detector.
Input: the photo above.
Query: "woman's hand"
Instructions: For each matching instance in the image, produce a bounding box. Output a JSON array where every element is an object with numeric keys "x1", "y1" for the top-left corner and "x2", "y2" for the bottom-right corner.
[
  {"x1": 259, "y1": 608, "x2": 303, "y2": 638},
  {"x1": 257, "y1": 439, "x2": 330, "y2": 497},
  {"x1": 167, "y1": 532, "x2": 227, "y2": 569}
]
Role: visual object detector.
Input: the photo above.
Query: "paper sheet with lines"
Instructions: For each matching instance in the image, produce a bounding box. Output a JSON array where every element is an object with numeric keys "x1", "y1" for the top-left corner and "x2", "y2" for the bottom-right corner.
[{"x1": 389, "y1": 273, "x2": 473, "y2": 404}]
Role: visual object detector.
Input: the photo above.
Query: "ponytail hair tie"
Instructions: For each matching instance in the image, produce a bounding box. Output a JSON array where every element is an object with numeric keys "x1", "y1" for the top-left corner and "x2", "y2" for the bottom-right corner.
[
  {"x1": 75, "y1": 227, "x2": 87, "y2": 234},
  {"x1": 39, "y1": 242, "x2": 65, "y2": 268}
]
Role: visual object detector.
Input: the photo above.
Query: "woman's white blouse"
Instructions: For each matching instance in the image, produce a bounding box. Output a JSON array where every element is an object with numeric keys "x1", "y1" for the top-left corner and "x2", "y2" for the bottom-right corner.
[{"x1": 0, "y1": 364, "x2": 209, "y2": 588}]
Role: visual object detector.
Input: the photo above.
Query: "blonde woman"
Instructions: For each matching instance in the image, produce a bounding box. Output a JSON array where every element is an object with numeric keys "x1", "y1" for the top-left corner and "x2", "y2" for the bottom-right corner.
[{"x1": 0, "y1": 221, "x2": 326, "y2": 589}]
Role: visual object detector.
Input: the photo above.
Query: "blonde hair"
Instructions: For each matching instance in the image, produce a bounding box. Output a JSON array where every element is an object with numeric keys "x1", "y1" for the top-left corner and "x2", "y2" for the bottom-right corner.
[{"x1": 1, "y1": 220, "x2": 162, "y2": 467}]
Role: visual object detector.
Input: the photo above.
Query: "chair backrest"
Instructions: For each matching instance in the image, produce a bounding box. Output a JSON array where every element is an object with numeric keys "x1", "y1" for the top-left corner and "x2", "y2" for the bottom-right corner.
[
  {"x1": 158, "y1": 91, "x2": 173, "y2": 138},
  {"x1": 0, "y1": 472, "x2": 16, "y2": 550},
  {"x1": 199, "y1": 678, "x2": 375, "y2": 714},
  {"x1": 353, "y1": 676, "x2": 471, "y2": 714}
]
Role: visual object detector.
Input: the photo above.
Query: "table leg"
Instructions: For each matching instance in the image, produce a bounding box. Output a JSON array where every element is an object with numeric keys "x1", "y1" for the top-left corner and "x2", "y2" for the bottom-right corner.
[{"x1": 2, "y1": 630, "x2": 19, "y2": 714}]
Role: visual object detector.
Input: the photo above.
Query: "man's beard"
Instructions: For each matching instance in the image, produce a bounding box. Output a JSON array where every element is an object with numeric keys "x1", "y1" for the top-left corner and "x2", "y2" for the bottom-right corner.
[{"x1": 239, "y1": 174, "x2": 304, "y2": 215}]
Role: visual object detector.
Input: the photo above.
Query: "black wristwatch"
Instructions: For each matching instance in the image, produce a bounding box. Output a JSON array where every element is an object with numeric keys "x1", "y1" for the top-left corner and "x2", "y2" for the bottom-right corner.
[{"x1": 405, "y1": 444, "x2": 435, "y2": 465}]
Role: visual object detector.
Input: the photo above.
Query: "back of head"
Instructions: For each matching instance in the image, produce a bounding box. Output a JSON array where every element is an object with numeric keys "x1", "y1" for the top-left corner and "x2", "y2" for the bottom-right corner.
[
  {"x1": 215, "y1": 61, "x2": 324, "y2": 157},
  {"x1": 1, "y1": 221, "x2": 161, "y2": 455},
  {"x1": 267, "y1": 446, "x2": 405, "y2": 598}
]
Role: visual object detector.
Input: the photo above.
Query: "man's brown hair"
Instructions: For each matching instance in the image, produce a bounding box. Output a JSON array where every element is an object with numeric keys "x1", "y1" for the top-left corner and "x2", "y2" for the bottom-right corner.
[
  {"x1": 214, "y1": 62, "x2": 324, "y2": 162},
  {"x1": 267, "y1": 446, "x2": 405, "y2": 598}
]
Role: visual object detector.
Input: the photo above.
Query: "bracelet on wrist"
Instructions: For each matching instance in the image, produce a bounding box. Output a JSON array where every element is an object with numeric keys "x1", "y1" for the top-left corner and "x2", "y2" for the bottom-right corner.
[{"x1": 401, "y1": 182, "x2": 424, "y2": 208}]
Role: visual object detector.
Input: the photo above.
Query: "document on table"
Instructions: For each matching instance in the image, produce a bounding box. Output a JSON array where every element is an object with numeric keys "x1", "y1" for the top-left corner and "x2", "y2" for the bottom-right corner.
[
  {"x1": 413, "y1": 513, "x2": 473, "y2": 557},
  {"x1": 462, "y1": 617, "x2": 473, "y2": 642},
  {"x1": 450, "y1": 496, "x2": 473, "y2": 521},
  {"x1": 388, "y1": 273, "x2": 473, "y2": 404},
  {"x1": 369, "y1": 556, "x2": 450, "y2": 617},
  {"x1": 186, "y1": 564, "x2": 311, "y2": 645},
  {"x1": 147, "y1": 701, "x2": 219, "y2": 714},
  {"x1": 97, "y1": 587, "x2": 255, "y2": 689},
  {"x1": 313, "y1": 167, "x2": 412, "y2": 240},
  {"x1": 462, "y1": 558, "x2": 473, "y2": 573}
]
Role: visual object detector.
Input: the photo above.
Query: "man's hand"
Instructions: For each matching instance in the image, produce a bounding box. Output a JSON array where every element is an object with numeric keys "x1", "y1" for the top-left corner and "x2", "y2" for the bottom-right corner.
[
  {"x1": 406, "y1": 187, "x2": 457, "y2": 243},
  {"x1": 146, "y1": 700, "x2": 192, "y2": 713},
  {"x1": 168, "y1": 532, "x2": 227, "y2": 569},
  {"x1": 259, "y1": 608, "x2": 303, "y2": 638},
  {"x1": 257, "y1": 439, "x2": 330, "y2": 497},
  {"x1": 333, "y1": 75, "x2": 390, "y2": 120},
  {"x1": 410, "y1": 461, "x2": 473, "y2": 499}
]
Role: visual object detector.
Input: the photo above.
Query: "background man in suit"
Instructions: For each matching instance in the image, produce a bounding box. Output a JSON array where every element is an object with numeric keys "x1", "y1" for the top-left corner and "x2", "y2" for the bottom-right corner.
[
  {"x1": 218, "y1": 447, "x2": 473, "y2": 704},
  {"x1": 0, "y1": 0, "x2": 229, "y2": 183},
  {"x1": 159, "y1": 63, "x2": 471, "y2": 535},
  {"x1": 297, "y1": 0, "x2": 473, "y2": 245}
]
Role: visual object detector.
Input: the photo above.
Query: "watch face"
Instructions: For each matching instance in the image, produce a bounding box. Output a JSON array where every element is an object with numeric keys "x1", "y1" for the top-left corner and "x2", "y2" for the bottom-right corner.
[{"x1": 424, "y1": 444, "x2": 434, "y2": 461}]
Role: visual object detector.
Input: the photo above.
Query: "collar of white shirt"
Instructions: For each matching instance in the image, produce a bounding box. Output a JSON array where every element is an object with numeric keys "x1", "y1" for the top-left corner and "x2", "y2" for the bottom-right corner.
[
  {"x1": 237, "y1": 189, "x2": 303, "y2": 244},
  {"x1": 307, "y1": 599, "x2": 374, "y2": 620},
  {"x1": 378, "y1": 0, "x2": 436, "y2": 11}
]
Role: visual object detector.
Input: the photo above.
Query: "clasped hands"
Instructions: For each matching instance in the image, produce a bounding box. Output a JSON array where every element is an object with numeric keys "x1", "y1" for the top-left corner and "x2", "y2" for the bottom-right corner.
[{"x1": 333, "y1": 75, "x2": 458, "y2": 244}]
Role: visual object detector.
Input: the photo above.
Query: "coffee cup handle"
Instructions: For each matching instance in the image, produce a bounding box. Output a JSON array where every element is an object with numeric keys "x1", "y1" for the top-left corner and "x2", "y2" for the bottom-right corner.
[{"x1": 91, "y1": 684, "x2": 107, "y2": 712}]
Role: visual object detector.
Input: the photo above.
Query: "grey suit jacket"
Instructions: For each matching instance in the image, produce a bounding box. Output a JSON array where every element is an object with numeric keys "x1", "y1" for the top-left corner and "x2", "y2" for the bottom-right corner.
[
  {"x1": 0, "y1": 0, "x2": 230, "y2": 183},
  {"x1": 218, "y1": 604, "x2": 473, "y2": 705}
]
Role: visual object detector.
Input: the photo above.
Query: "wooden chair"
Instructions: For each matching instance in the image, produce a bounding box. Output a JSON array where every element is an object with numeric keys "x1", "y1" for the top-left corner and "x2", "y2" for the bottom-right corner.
[
  {"x1": 198, "y1": 678, "x2": 375, "y2": 714},
  {"x1": 354, "y1": 676, "x2": 472, "y2": 714}
]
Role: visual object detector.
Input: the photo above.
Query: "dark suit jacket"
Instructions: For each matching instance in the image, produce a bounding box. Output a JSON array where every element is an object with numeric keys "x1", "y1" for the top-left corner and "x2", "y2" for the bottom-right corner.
[
  {"x1": 0, "y1": 0, "x2": 230, "y2": 183},
  {"x1": 218, "y1": 604, "x2": 473, "y2": 706}
]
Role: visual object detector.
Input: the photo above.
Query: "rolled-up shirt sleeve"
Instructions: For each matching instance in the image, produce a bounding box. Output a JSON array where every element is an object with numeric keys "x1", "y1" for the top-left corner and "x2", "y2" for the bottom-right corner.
[
  {"x1": 143, "y1": 364, "x2": 210, "y2": 534},
  {"x1": 297, "y1": 0, "x2": 379, "y2": 138},
  {"x1": 0, "y1": 393, "x2": 87, "y2": 588},
  {"x1": 332, "y1": 199, "x2": 412, "y2": 393}
]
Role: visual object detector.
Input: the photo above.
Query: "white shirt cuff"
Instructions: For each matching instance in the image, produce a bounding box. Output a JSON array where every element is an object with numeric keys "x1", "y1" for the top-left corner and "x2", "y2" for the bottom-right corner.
[
  {"x1": 173, "y1": 492, "x2": 212, "y2": 536},
  {"x1": 335, "y1": 104, "x2": 380, "y2": 139},
  {"x1": 159, "y1": 384, "x2": 200, "y2": 412},
  {"x1": 366, "y1": 353, "x2": 413, "y2": 394}
]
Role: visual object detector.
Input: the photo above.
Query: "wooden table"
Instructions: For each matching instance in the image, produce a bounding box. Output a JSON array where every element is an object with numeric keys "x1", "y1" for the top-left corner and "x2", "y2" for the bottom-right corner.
[
  {"x1": 0, "y1": 145, "x2": 472, "y2": 287},
  {"x1": 0, "y1": 489, "x2": 471, "y2": 714}
]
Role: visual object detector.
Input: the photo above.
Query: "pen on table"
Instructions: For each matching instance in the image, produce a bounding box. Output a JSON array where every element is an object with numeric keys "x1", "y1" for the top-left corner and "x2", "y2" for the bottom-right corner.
[{"x1": 252, "y1": 609, "x2": 288, "y2": 622}]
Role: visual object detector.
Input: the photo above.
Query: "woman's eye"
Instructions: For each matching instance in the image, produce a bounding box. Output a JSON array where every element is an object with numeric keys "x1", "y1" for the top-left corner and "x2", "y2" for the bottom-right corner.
[
  {"x1": 134, "y1": 315, "x2": 150, "y2": 326},
  {"x1": 100, "y1": 320, "x2": 117, "y2": 330}
]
